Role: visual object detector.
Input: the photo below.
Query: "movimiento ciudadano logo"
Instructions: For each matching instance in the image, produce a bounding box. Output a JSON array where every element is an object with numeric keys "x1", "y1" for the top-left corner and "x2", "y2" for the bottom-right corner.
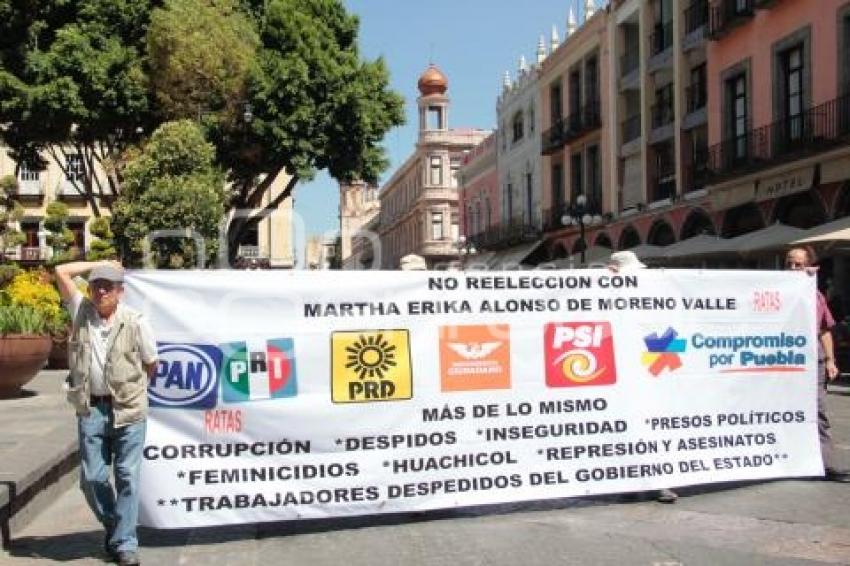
[
  {"x1": 149, "y1": 343, "x2": 222, "y2": 409},
  {"x1": 642, "y1": 327, "x2": 687, "y2": 376}
]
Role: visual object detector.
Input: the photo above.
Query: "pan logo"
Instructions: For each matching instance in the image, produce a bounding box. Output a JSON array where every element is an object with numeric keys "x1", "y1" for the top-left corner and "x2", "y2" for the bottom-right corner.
[
  {"x1": 149, "y1": 343, "x2": 222, "y2": 409},
  {"x1": 221, "y1": 338, "x2": 297, "y2": 402}
]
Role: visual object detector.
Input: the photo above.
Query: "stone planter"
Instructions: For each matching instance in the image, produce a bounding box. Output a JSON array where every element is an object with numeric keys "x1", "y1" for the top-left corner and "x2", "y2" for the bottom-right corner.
[
  {"x1": 0, "y1": 335, "x2": 52, "y2": 398},
  {"x1": 47, "y1": 333, "x2": 70, "y2": 370}
]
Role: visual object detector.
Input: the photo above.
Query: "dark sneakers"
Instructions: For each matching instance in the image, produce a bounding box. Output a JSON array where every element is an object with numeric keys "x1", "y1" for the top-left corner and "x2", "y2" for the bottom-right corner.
[
  {"x1": 656, "y1": 488, "x2": 678, "y2": 503},
  {"x1": 825, "y1": 468, "x2": 850, "y2": 483}
]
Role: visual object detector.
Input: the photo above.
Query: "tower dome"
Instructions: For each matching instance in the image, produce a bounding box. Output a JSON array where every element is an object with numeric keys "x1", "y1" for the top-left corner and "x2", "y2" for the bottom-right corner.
[{"x1": 417, "y1": 64, "x2": 448, "y2": 96}]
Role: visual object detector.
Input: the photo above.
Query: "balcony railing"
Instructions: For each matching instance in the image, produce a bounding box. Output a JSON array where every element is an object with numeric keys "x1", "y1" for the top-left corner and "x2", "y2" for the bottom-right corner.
[
  {"x1": 686, "y1": 84, "x2": 707, "y2": 114},
  {"x1": 684, "y1": 0, "x2": 709, "y2": 35},
  {"x1": 622, "y1": 114, "x2": 641, "y2": 144},
  {"x1": 696, "y1": 93, "x2": 850, "y2": 185},
  {"x1": 16, "y1": 180, "x2": 44, "y2": 199},
  {"x1": 621, "y1": 50, "x2": 639, "y2": 77},
  {"x1": 541, "y1": 100, "x2": 601, "y2": 154},
  {"x1": 542, "y1": 206, "x2": 565, "y2": 232},
  {"x1": 650, "y1": 21, "x2": 674, "y2": 56},
  {"x1": 542, "y1": 116, "x2": 566, "y2": 155},
  {"x1": 237, "y1": 244, "x2": 261, "y2": 258},
  {"x1": 683, "y1": 146, "x2": 709, "y2": 192},
  {"x1": 651, "y1": 101, "x2": 675, "y2": 130},
  {"x1": 652, "y1": 177, "x2": 677, "y2": 202},
  {"x1": 19, "y1": 246, "x2": 43, "y2": 262},
  {"x1": 469, "y1": 221, "x2": 541, "y2": 251},
  {"x1": 708, "y1": 0, "x2": 755, "y2": 39}
]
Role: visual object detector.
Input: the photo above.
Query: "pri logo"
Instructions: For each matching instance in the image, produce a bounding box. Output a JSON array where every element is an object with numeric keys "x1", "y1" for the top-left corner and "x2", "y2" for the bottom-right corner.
[
  {"x1": 642, "y1": 327, "x2": 687, "y2": 376},
  {"x1": 221, "y1": 338, "x2": 297, "y2": 402},
  {"x1": 149, "y1": 343, "x2": 221, "y2": 409},
  {"x1": 439, "y1": 324, "x2": 511, "y2": 391},
  {"x1": 544, "y1": 322, "x2": 616, "y2": 387},
  {"x1": 331, "y1": 330, "x2": 412, "y2": 403}
]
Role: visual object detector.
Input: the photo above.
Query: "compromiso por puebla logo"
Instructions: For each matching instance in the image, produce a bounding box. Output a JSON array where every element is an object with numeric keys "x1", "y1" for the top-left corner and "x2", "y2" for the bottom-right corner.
[
  {"x1": 149, "y1": 343, "x2": 222, "y2": 409},
  {"x1": 691, "y1": 332, "x2": 808, "y2": 373}
]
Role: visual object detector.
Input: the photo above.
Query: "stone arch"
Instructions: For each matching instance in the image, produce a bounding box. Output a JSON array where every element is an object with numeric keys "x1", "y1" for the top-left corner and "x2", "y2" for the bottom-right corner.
[
  {"x1": 594, "y1": 233, "x2": 613, "y2": 248},
  {"x1": 721, "y1": 203, "x2": 765, "y2": 238},
  {"x1": 833, "y1": 182, "x2": 850, "y2": 218},
  {"x1": 773, "y1": 191, "x2": 827, "y2": 230},
  {"x1": 550, "y1": 241, "x2": 569, "y2": 260},
  {"x1": 647, "y1": 219, "x2": 676, "y2": 246},
  {"x1": 771, "y1": 190, "x2": 827, "y2": 228},
  {"x1": 680, "y1": 209, "x2": 717, "y2": 239},
  {"x1": 618, "y1": 226, "x2": 641, "y2": 249}
]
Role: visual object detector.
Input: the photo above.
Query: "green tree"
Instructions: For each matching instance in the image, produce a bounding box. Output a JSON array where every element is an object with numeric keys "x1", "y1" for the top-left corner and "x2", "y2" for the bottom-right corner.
[
  {"x1": 111, "y1": 120, "x2": 227, "y2": 268},
  {"x1": 1, "y1": 0, "x2": 404, "y2": 261},
  {"x1": 148, "y1": 0, "x2": 259, "y2": 123},
  {"x1": 0, "y1": 0, "x2": 155, "y2": 215},
  {"x1": 87, "y1": 217, "x2": 117, "y2": 260},
  {"x1": 213, "y1": 0, "x2": 404, "y2": 258},
  {"x1": 0, "y1": 175, "x2": 24, "y2": 262},
  {"x1": 43, "y1": 201, "x2": 75, "y2": 263}
]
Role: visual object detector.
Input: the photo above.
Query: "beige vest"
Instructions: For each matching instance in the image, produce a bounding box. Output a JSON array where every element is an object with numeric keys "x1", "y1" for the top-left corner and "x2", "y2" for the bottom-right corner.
[{"x1": 67, "y1": 299, "x2": 149, "y2": 427}]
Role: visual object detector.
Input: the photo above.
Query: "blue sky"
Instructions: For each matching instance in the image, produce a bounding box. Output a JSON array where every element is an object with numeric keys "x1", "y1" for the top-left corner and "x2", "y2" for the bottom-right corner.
[{"x1": 293, "y1": 0, "x2": 599, "y2": 261}]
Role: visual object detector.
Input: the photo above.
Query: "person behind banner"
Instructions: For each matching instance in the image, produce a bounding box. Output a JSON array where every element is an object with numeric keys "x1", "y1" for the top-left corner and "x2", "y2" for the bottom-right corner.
[
  {"x1": 785, "y1": 246, "x2": 850, "y2": 483},
  {"x1": 607, "y1": 251, "x2": 679, "y2": 503},
  {"x1": 55, "y1": 261, "x2": 158, "y2": 565}
]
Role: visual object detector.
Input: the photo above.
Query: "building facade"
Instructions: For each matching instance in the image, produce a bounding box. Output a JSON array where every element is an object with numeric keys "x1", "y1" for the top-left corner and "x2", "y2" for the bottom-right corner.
[
  {"x1": 374, "y1": 65, "x2": 489, "y2": 269},
  {"x1": 458, "y1": 132, "x2": 498, "y2": 264},
  {"x1": 339, "y1": 180, "x2": 380, "y2": 270},
  {"x1": 539, "y1": 2, "x2": 613, "y2": 258},
  {"x1": 0, "y1": 147, "x2": 295, "y2": 267},
  {"x1": 496, "y1": 48, "x2": 544, "y2": 242}
]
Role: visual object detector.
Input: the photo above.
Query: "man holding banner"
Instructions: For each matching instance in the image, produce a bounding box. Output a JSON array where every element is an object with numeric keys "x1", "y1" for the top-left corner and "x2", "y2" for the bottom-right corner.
[
  {"x1": 785, "y1": 247, "x2": 850, "y2": 483},
  {"x1": 56, "y1": 261, "x2": 158, "y2": 566}
]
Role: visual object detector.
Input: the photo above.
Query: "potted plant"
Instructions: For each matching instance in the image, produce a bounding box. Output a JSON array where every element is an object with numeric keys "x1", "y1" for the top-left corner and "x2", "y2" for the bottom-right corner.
[{"x1": 0, "y1": 270, "x2": 63, "y2": 397}]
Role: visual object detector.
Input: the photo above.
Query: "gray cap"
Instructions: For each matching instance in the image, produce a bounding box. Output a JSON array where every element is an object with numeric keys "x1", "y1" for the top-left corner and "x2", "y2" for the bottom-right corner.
[{"x1": 88, "y1": 265, "x2": 124, "y2": 283}]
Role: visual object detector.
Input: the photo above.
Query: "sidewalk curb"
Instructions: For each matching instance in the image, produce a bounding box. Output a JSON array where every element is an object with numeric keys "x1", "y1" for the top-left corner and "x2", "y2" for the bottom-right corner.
[{"x1": 0, "y1": 440, "x2": 78, "y2": 549}]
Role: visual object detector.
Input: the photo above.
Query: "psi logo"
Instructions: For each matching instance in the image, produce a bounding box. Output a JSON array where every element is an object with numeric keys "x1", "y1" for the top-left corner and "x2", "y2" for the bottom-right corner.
[
  {"x1": 149, "y1": 343, "x2": 221, "y2": 409},
  {"x1": 331, "y1": 330, "x2": 412, "y2": 403},
  {"x1": 221, "y1": 338, "x2": 297, "y2": 402},
  {"x1": 544, "y1": 322, "x2": 617, "y2": 387},
  {"x1": 440, "y1": 324, "x2": 511, "y2": 391}
]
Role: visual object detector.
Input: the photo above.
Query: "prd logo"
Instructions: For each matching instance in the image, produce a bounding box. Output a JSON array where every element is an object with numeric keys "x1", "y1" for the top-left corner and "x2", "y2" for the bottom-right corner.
[
  {"x1": 641, "y1": 327, "x2": 687, "y2": 376},
  {"x1": 149, "y1": 343, "x2": 221, "y2": 409},
  {"x1": 331, "y1": 330, "x2": 412, "y2": 403},
  {"x1": 544, "y1": 322, "x2": 616, "y2": 387},
  {"x1": 221, "y1": 338, "x2": 297, "y2": 402},
  {"x1": 440, "y1": 324, "x2": 511, "y2": 391}
]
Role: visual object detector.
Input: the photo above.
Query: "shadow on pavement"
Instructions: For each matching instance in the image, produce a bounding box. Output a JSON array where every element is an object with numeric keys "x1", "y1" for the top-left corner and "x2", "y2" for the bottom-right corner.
[
  {"x1": 135, "y1": 491, "x2": 702, "y2": 548},
  {"x1": 7, "y1": 529, "x2": 106, "y2": 562}
]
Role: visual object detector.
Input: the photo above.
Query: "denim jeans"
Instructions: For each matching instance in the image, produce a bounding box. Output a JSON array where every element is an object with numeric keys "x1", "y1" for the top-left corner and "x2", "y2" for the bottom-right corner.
[{"x1": 78, "y1": 401, "x2": 146, "y2": 553}]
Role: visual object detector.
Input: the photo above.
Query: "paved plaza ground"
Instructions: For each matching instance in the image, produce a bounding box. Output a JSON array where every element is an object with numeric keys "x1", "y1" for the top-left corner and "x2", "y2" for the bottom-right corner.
[{"x1": 1, "y1": 371, "x2": 849, "y2": 565}]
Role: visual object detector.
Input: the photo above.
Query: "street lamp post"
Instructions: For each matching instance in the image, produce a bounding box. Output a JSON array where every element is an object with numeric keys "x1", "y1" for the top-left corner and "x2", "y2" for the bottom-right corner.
[
  {"x1": 455, "y1": 235, "x2": 477, "y2": 270},
  {"x1": 560, "y1": 194, "x2": 602, "y2": 265}
]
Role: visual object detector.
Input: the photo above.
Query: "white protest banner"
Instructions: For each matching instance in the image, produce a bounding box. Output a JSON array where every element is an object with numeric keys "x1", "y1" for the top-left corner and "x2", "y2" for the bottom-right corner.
[{"x1": 124, "y1": 269, "x2": 822, "y2": 529}]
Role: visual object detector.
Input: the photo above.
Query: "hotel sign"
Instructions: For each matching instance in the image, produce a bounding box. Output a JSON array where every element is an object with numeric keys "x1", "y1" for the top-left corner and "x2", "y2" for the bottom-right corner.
[
  {"x1": 755, "y1": 166, "x2": 814, "y2": 202},
  {"x1": 710, "y1": 181, "x2": 756, "y2": 210}
]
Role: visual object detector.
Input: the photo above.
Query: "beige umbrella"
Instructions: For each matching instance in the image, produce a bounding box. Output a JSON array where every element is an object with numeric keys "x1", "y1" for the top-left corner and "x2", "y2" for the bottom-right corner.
[
  {"x1": 791, "y1": 216, "x2": 850, "y2": 245},
  {"x1": 663, "y1": 234, "x2": 729, "y2": 259},
  {"x1": 719, "y1": 223, "x2": 807, "y2": 254}
]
